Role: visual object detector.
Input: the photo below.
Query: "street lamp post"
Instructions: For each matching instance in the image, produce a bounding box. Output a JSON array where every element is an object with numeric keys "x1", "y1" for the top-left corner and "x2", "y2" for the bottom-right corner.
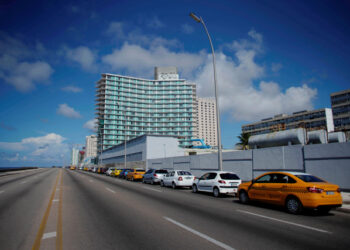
[{"x1": 190, "y1": 12, "x2": 223, "y2": 171}]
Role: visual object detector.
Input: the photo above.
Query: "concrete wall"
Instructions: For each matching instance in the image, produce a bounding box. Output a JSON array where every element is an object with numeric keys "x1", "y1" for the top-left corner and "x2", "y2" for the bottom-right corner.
[{"x1": 147, "y1": 142, "x2": 350, "y2": 190}]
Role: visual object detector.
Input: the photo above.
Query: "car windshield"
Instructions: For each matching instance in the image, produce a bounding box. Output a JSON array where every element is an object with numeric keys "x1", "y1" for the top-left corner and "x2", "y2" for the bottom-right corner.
[
  {"x1": 295, "y1": 175, "x2": 325, "y2": 182},
  {"x1": 220, "y1": 173, "x2": 240, "y2": 180},
  {"x1": 155, "y1": 170, "x2": 168, "y2": 173},
  {"x1": 136, "y1": 170, "x2": 144, "y2": 172},
  {"x1": 177, "y1": 171, "x2": 192, "y2": 176}
]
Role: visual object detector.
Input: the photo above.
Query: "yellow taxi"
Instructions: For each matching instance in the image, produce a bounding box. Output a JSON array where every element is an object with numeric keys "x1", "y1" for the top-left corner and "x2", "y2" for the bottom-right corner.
[
  {"x1": 126, "y1": 169, "x2": 146, "y2": 181},
  {"x1": 111, "y1": 169, "x2": 123, "y2": 177},
  {"x1": 238, "y1": 171, "x2": 342, "y2": 214},
  {"x1": 69, "y1": 166, "x2": 76, "y2": 170}
]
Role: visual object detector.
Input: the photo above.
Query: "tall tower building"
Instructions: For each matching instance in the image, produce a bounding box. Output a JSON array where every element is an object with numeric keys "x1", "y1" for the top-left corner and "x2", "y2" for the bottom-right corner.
[
  {"x1": 331, "y1": 89, "x2": 350, "y2": 140},
  {"x1": 95, "y1": 67, "x2": 197, "y2": 151},
  {"x1": 85, "y1": 135, "x2": 97, "y2": 158},
  {"x1": 195, "y1": 97, "x2": 217, "y2": 146},
  {"x1": 71, "y1": 147, "x2": 79, "y2": 166}
]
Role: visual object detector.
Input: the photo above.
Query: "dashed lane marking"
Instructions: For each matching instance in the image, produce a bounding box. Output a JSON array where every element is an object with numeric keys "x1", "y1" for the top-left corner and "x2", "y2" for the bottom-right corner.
[
  {"x1": 0, "y1": 190, "x2": 4, "y2": 194},
  {"x1": 21, "y1": 181, "x2": 27, "y2": 184},
  {"x1": 53, "y1": 199, "x2": 59, "y2": 202},
  {"x1": 142, "y1": 186, "x2": 162, "y2": 193},
  {"x1": 105, "y1": 187, "x2": 116, "y2": 194},
  {"x1": 236, "y1": 210, "x2": 331, "y2": 234},
  {"x1": 42, "y1": 232, "x2": 56, "y2": 240},
  {"x1": 164, "y1": 217, "x2": 235, "y2": 250}
]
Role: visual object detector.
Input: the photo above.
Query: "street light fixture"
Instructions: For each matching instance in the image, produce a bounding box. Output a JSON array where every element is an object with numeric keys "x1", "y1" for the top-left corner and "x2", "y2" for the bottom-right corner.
[{"x1": 190, "y1": 12, "x2": 223, "y2": 171}]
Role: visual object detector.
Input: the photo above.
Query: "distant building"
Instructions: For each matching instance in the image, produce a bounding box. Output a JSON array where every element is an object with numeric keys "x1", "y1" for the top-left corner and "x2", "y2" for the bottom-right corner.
[
  {"x1": 331, "y1": 89, "x2": 350, "y2": 140},
  {"x1": 242, "y1": 108, "x2": 334, "y2": 136},
  {"x1": 195, "y1": 98, "x2": 217, "y2": 146},
  {"x1": 85, "y1": 135, "x2": 97, "y2": 158},
  {"x1": 71, "y1": 147, "x2": 79, "y2": 166},
  {"x1": 95, "y1": 67, "x2": 197, "y2": 151}
]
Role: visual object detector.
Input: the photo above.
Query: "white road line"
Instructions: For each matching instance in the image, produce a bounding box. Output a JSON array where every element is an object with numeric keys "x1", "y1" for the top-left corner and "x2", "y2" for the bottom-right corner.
[
  {"x1": 53, "y1": 199, "x2": 59, "y2": 202},
  {"x1": 42, "y1": 232, "x2": 57, "y2": 240},
  {"x1": 89, "y1": 180, "x2": 94, "y2": 183},
  {"x1": 142, "y1": 186, "x2": 162, "y2": 193},
  {"x1": 236, "y1": 210, "x2": 331, "y2": 234},
  {"x1": 0, "y1": 190, "x2": 4, "y2": 194},
  {"x1": 105, "y1": 187, "x2": 116, "y2": 194},
  {"x1": 164, "y1": 217, "x2": 235, "y2": 250},
  {"x1": 20, "y1": 181, "x2": 27, "y2": 184}
]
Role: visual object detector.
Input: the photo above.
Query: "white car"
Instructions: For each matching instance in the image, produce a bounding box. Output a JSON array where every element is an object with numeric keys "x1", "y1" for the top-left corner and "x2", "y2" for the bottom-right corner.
[
  {"x1": 106, "y1": 167, "x2": 116, "y2": 176},
  {"x1": 192, "y1": 171, "x2": 241, "y2": 197},
  {"x1": 161, "y1": 170, "x2": 195, "y2": 189}
]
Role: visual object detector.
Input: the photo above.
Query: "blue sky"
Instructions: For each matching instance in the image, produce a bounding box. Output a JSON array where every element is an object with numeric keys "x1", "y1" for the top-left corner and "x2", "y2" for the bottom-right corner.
[{"x1": 0, "y1": 0, "x2": 349, "y2": 167}]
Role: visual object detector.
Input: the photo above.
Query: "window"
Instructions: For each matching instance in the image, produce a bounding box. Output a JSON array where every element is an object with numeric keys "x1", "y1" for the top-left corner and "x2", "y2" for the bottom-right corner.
[
  {"x1": 295, "y1": 174, "x2": 325, "y2": 183},
  {"x1": 220, "y1": 173, "x2": 240, "y2": 180},
  {"x1": 255, "y1": 174, "x2": 272, "y2": 183},
  {"x1": 207, "y1": 173, "x2": 217, "y2": 180}
]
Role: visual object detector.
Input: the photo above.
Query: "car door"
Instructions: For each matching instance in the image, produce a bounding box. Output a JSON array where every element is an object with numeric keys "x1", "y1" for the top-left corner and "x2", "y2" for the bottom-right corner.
[
  {"x1": 249, "y1": 174, "x2": 272, "y2": 201},
  {"x1": 164, "y1": 171, "x2": 174, "y2": 186},
  {"x1": 206, "y1": 173, "x2": 218, "y2": 192},
  {"x1": 197, "y1": 173, "x2": 210, "y2": 191}
]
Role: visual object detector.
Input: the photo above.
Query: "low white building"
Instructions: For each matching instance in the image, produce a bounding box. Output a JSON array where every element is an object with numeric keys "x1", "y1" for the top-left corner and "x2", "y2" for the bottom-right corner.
[{"x1": 100, "y1": 134, "x2": 185, "y2": 169}]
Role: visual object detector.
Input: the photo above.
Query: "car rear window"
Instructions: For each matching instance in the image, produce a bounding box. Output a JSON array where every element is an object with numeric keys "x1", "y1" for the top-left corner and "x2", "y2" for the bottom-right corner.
[
  {"x1": 177, "y1": 171, "x2": 192, "y2": 176},
  {"x1": 220, "y1": 173, "x2": 240, "y2": 180},
  {"x1": 136, "y1": 169, "x2": 144, "y2": 172},
  {"x1": 295, "y1": 175, "x2": 325, "y2": 182},
  {"x1": 155, "y1": 170, "x2": 168, "y2": 173}
]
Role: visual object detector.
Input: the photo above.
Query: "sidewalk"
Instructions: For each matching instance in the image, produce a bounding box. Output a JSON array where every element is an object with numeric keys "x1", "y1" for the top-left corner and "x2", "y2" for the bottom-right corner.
[{"x1": 337, "y1": 192, "x2": 350, "y2": 213}]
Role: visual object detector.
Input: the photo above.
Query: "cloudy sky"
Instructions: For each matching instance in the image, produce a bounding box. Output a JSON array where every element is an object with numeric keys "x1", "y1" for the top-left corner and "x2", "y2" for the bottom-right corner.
[{"x1": 0, "y1": 0, "x2": 349, "y2": 167}]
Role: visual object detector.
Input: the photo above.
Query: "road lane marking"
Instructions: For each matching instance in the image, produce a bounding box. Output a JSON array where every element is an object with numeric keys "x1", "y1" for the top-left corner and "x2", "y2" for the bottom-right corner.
[
  {"x1": 105, "y1": 187, "x2": 116, "y2": 193},
  {"x1": 32, "y1": 171, "x2": 60, "y2": 250},
  {"x1": 89, "y1": 180, "x2": 94, "y2": 183},
  {"x1": 42, "y1": 232, "x2": 56, "y2": 240},
  {"x1": 236, "y1": 210, "x2": 331, "y2": 234},
  {"x1": 164, "y1": 217, "x2": 235, "y2": 250},
  {"x1": 21, "y1": 181, "x2": 27, "y2": 184},
  {"x1": 53, "y1": 199, "x2": 59, "y2": 202},
  {"x1": 0, "y1": 190, "x2": 4, "y2": 194},
  {"x1": 142, "y1": 186, "x2": 162, "y2": 193},
  {"x1": 57, "y1": 170, "x2": 63, "y2": 250}
]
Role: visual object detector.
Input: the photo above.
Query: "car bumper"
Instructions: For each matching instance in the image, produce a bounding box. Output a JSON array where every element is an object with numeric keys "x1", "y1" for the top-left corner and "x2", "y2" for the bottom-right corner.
[
  {"x1": 219, "y1": 186, "x2": 238, "y2": 194},
  {"x1": 299, "y1": 193, "x2": 343, "y2": 208}
]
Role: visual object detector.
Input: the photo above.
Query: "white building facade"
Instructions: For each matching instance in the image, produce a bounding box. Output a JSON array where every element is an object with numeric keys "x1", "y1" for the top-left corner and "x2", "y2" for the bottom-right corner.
[
  {"x1": 195, "y1": 97, "x2": 217, "y2": 146},
  {"x1": 85, "y1": 135, "x2": 98, "y2": 158},
  {"x1": 71, "y1": 147, "x2": 79, "y2": 166}
]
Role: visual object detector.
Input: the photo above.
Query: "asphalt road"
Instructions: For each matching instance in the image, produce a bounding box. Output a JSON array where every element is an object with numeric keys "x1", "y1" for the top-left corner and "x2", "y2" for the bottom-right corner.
[{"x1": 1, "y1": 168, "x2": 350, "y2": 250}]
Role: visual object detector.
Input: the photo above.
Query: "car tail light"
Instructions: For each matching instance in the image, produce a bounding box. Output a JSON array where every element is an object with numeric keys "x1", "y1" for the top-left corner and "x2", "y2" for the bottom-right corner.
[
  {"x1": 178, "y1": 177, "x2": 183, "y2": 181},
  {"x1": 218, "y1": 180, "x2": 226, "y2": 184},
  {"x1": 154, "y1": 174, "x2": 157, "y2": 177},
  {"x1": 193, "y1": 177, "x2": 196, "y2": 180},
  {"x1": 307, "y1": 187, "x2": 323, "y2": 193},
  {"x1": 337, "y1": 188, "x2": 341, "y2": 193}
]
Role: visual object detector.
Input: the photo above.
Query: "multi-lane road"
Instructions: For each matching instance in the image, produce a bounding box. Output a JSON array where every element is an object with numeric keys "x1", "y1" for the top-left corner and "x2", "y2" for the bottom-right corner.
[{"x1": 1, "y1": 168, "x2": 350, "y2": 250}]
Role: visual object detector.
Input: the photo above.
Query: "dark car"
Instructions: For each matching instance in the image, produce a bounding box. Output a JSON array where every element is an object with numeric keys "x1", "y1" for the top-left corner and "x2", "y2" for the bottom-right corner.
[{"x1": 119, "y1": 169, "x2": 132, "y2": 179}]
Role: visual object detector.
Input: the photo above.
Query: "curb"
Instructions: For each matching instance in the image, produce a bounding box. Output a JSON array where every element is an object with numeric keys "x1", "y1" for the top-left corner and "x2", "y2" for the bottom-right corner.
[{"x1": 336, "y1": 207, "x2": 350, "y2": 214}]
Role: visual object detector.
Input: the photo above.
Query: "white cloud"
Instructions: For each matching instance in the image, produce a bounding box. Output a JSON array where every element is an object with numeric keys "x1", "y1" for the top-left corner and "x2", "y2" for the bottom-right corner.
[
  {"x1": 0, "y1": 33, "x2": 54, "y2": 92},
  {"x1": 182, "y1": 24, "x2": 194, "y2": 34},
  {"x1": 62, "y1": 86, "x2": 83, "y2": 93},
  {"x1": 194, "y1": 30, "x2": 317, "y2": 121},
  {"x1": 57, "y1": 103, "x2": 82, "y2": 119},
  {"x1": 102, "y1": 42, "x2": 206, "y2": 78},
  {"x1": 83, "y1": 119, "x2": 98, "y2": 132},
  {"x1": 102, "y1": 27, "x2": 317, "y2": 122},
  {"x1": 106, "y1": 21, "x2": 180, "y2": 49},
  {"x1": 147, "y1": 16, "x2": 164, "y2": 29},
  {"x1": 64, "y1": 46, "x2": 97, "y2": 71},
  {"x1": 0, "y1": 133, "x2": 69, "y2": 164},
  {"x1": 271, "y1": 62, "x2": 283, "y2": 73}
]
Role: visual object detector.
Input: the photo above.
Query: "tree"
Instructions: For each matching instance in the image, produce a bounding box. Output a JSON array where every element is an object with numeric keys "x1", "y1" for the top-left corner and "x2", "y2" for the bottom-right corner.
[{"x1": 236, "y1": 133, "x2": 251, "y2": 150}]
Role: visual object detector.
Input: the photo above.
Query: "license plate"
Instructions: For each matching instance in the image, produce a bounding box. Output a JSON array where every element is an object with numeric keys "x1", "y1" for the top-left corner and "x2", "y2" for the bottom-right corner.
[
  {"x1": 230, "y1": 183, "x2": 237, "y2": 187},
  {"x1": 326, "y1": 191, "x2": 334, "y2": 195},
  {"x1": 185, "y1": 177, "x2": 192, "y2": 180}
]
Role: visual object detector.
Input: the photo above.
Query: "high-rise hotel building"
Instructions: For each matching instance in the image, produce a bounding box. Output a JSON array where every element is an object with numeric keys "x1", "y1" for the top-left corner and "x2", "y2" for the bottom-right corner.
[
  {"x1": 196, "y1": 98, "x2": 217, "y2": 146},
  {"x1": 95, "y1": 67, "x2": 197, "y2": 151}
]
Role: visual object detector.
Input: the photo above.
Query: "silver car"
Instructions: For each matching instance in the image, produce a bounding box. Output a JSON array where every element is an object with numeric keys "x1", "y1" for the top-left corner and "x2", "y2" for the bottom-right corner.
[{"x1": 142, "y1": 169, "x2": 168, "y2": 184}]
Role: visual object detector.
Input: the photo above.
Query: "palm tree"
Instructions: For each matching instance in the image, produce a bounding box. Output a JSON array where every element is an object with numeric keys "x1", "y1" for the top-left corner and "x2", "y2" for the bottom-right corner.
[{"x1": 236, "y1": 133, "x2": 250, "y2": 150}]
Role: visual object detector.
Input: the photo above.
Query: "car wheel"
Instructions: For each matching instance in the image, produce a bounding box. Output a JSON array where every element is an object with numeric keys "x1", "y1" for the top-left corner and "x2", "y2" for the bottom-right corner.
[
  {"x1": 286, "y1": 197, "x2": 303, "y2": 214},
  {"x1": 213, "y1": 187, "x2": 220, "y2": 197},
  {"x1": 239, "y1": 191, "x2": 250, "y2": 204},
  {"x1": 192, "y1": 184, "x2": 198, "y2": 193},
  {"x1": 172, "y1": 182, "x2": 176, "y2": 189},
  {"x1": 160, "y1": 180, "x2": 164, "y2": 187},
  {"x1": 131, "y1": 177, "x2": 134, "y2": 181},
  {"x1": 142, "y1": 178, "x2": 145, "y2": 184}
]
